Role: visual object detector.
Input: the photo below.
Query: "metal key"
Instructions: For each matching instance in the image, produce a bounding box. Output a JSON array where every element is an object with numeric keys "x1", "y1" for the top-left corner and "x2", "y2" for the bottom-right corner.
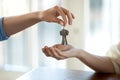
[{"x1": 60, "y1": 28, "x2": 69, "y2": 45}]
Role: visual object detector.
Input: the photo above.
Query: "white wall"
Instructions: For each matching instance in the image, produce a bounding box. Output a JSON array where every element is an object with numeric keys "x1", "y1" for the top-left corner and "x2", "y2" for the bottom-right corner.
[{"x1": 64, "y1": 0, "x2": 86, "y2": 70}]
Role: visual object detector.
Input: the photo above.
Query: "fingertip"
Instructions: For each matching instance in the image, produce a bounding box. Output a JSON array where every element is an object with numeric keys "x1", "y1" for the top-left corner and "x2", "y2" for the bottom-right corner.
[
  {"x1": 59, "y1": 21, "x2": 64, "y2": 26},
  {"x1": 42, "y1": 48, "x2": 46, "y2": 51},
  {"x1": 62, "y1": 22, "x2": 66, "y2": 26},
  {"x1": 69, "y1": 21, "x2": 72, "y2": 25},
  {"x1": 71, "y1": 13, "x2": 75, "y2": 19},
  {"x1": 42, "y1": 48, "x2": 44, "y2": 50}
]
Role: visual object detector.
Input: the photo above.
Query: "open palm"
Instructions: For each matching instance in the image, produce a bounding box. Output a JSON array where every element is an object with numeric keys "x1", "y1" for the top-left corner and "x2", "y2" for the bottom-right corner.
[{"x1": 42, "y1": 44, "x2": 78, "y2": 60}]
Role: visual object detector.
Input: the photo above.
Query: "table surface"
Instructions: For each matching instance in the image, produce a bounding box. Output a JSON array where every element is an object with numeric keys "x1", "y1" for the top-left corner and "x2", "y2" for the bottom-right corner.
[{"x1": 16, "y1": 67, "x2": 120, "y2": 80}]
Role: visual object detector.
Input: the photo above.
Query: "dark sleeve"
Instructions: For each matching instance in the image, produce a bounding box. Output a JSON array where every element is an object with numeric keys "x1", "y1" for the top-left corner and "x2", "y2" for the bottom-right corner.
[{"x1": 0, "y1": 17, "x2": 9, "y2": 41}]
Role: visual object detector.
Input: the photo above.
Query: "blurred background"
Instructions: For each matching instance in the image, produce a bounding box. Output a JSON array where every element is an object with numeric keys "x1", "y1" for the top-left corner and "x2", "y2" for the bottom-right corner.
[{"x1": 0, "y1": 0, "x2": 120, "y2": 80}]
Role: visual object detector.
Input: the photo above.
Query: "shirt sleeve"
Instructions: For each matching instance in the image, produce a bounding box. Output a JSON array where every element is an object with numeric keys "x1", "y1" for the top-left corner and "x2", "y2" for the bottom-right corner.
[
  {"x1": 0, "y1": 17, "x2": 9, "y2": 41},
  {"x1": 106, "y1": 42, "x2": 120, "y2": 74}
]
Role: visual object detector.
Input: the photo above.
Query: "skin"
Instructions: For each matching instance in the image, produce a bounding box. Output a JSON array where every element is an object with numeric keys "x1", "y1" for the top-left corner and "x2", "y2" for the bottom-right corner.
[
  {"x1": 2, "y1": 6, "x2": 75, "y2": 36},
  {"x1": 42, "y1": 44, "x2": 115, "y2": 73}
]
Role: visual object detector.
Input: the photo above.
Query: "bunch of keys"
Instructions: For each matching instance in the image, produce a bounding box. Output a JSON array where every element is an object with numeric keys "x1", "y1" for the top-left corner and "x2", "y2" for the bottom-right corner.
[{"x1": 60, "y1": 28, "x2": 69, "y2": 45}]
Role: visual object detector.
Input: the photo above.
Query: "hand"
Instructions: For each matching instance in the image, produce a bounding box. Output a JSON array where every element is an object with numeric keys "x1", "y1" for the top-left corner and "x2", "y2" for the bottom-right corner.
[
  {"x1": 42, "y1": 44, "x2": 79, "y2": 60},
  {"x1": 38, "y1": 6, "x2": 75, "y2": 26}
]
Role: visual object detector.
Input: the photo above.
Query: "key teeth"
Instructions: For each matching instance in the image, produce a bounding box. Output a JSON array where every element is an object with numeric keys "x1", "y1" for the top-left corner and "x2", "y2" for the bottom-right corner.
[{"x1": 61, "y1": 41, "x2": 67, "y2": 45}]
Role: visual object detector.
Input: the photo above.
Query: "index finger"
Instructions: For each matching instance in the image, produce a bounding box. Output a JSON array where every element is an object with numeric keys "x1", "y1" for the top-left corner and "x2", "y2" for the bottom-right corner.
[
  {"x1": 55, "y1": 6, "x2": 67, "y2": 26},
  {"x1": 61, "y1": 7, "x2": 74, "y2": 25}
]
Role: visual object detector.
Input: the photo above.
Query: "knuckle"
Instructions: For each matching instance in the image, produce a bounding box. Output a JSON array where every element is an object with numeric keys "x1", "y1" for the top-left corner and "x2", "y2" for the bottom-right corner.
[
  {"x1": 66, "y1": 10, "x2": 69, "y2": 13},
  {"x1": 66, "y1": 10, "x2": 70, "y2": 14},
  {"x1": 54, "y1": 5, "x2": 59, "y2": 9}
]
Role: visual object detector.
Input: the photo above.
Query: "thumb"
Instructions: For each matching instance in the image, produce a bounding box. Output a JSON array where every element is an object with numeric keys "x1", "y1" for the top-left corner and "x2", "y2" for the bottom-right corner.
[{"x1": 52, "y1": 18, "x2": 65, "y2": 26}]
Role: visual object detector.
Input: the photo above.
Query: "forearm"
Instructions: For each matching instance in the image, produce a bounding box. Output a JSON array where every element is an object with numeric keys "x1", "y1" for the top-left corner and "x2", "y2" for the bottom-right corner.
[
  {"x1": 76, "y1": 49, "x2": 115, "y2": 73},
  {"x1": 2, "y1": 12, "x2": 41, "y2": 36}
]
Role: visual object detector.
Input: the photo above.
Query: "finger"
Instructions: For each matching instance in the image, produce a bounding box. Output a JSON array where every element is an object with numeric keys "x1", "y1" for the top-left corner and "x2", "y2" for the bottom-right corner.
[
  {"x1": 71, "y1": 13, "x2": 75, "y2": 19},
  {"x1": 49, "y1": 47, "x2": 65, "y2": 60},
  {"x1": 42, "y1": 47, "x2": 50, "y2": 56},
  {"x1": 44, "y1": 46, "x2": 51, "y2": 56},
  {"x1": 67, "y1": 11, "x2": 73, "y2": 25},
  {"x1": 44, "y1": 46, "x2": 53, "y2": 57},
  {"x1": 42, "y1": 48, "x2": 45, "y2": 53},
  {"x1": 52, "y1": 18, "x2": 64, "y2": 26},
  {"x1": 61, "y1": 7, "x2": 73, "y2": 25},
  {"x1": 55, "y1": 6, "x2": 67, "y2": 26}
]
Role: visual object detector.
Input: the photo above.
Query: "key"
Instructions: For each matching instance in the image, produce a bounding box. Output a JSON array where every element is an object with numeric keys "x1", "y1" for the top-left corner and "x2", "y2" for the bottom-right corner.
[
  {"x1": 60, "y1": 29, "x2": 68, "y2": 45},
  {"x1": 60, "y1": 28, "x2": 69, "y2": 45}
]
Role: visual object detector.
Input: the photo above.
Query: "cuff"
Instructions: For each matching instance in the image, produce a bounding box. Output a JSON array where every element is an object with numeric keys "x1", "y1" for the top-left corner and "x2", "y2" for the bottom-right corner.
[{"x1": 0, "y1": 17, "x2": 9, "y2": 41}]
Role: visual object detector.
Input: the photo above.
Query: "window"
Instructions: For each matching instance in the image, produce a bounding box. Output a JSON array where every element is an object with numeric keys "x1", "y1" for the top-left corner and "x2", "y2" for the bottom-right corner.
[
  {"x1": 0, "y1": 0, "x2": 31, "y2": 71},
  {"x1": 0, "y1": 0, "x2": 66, "y2": 72},
  {"x1": 84, "y1": 0, "x2": 120, "y2": 71}
]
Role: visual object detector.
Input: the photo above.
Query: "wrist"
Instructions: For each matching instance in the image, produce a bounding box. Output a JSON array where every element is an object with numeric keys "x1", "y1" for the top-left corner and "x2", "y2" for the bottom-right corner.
[
  {"x1": 69, "y1": 48, "x2": 82, "y2": 58},
  {"x1": 75, "y1": 49, "x2": 84, "y2": 59},
  {"x1": 29, "y1": 11, "x2": 43, "y2": 22},
  {"x1": 35, "y1": 11, "x2": 44, "y2": 22}
]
